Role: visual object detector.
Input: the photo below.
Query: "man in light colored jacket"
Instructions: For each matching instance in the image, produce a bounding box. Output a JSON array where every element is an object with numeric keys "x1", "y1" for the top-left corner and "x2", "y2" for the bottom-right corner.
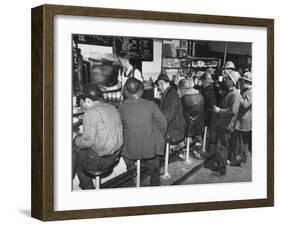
[
  {"x1": 232, "y1": 72, "x2": 252, "y2": 165},
  {"x1": 73, "y1": 84, "x2": 123, "y2": 189}
]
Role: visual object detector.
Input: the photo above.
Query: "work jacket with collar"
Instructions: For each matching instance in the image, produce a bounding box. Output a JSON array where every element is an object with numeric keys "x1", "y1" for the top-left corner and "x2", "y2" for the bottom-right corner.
[
  {"x1": 181, "y1": 88, "x2": 205, "y2": 137},
  {"x1": 74, "y1": 102, "x2": 124, "y2": 156},
  {"x1": 235, "y1": 87, "x2": 252, "y2": 131},
  {"x1": 119, "y1": 98, "x2": 167, "y2": 160},
  {"x1": 216, "y1": 86, "x2": 242, "y2": 132},
  {"x1": 160, "y1": 86, "x2": 185, "y2": 143}
]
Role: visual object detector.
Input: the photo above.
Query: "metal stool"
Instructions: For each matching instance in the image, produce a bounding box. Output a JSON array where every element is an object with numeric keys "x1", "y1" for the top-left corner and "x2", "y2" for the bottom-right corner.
[
  {"x1": 84, "y1": 150, "x2": 121, "y2": 189},
  {"x1": 161, "y1": 143, "x2": 171, "y2": 179},
  {"x1": 185, "y1": 126, "x2": 208, "y2": 163},
  {"x1": 136, "y1": 160, "x2": 141, "y2": 187},
  {"x1": 184, "y1": 137, "x2": 192, "y2": 165},
  {"x1": 202, "y1": 126, "x2": 208, "y2": 153}
]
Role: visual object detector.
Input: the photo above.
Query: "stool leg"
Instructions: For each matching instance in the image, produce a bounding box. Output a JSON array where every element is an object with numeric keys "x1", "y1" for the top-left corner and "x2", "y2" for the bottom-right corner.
[
  {"x1": 202, "y1": 126, "x2": 208, "y2": 153},
  {"x1": 184, "y1": 137, "x2": 192, "y2": 165},
  {"x1": 161, "y1": 143, "x2": 171, "y2": 179},
  {"x1": 95, "y1": 176, "x2": 100, "y2": 189},
  {"x1": 136, "y1": 160, "x2": 141, "y2": 187}
]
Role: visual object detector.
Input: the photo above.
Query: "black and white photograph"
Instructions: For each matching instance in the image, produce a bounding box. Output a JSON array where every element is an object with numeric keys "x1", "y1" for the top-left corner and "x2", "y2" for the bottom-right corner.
[{"x1": 71, "y1": 34, "x2": 252, "y2": 190}]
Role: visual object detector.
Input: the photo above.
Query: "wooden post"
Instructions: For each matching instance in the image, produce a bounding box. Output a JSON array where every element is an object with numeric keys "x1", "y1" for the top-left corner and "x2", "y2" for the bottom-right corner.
[
  {"x1": 161, "y1": 143, "x2": 171, "y2": 179},
  {"x1": 184, "y1": 137, "x2": 192, "y2": 165},
  {"x1": 202, "y1": 126, "x2": 208, "y2": 152},
  {"x1": 223, "y1": 42, "x2": 228, "y2": 66},
  {"x1": 95, "y1": 176, "x2": 100, "y2": 189},
  {"x1": 136, "y1": 160, "x2": 141, "y2": 187}
]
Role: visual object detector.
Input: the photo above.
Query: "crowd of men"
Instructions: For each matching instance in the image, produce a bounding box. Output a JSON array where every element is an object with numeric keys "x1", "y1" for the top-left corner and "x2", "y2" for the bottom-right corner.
[{"x1": 72, "y1": 60, "x2": 252, "y2": 189}]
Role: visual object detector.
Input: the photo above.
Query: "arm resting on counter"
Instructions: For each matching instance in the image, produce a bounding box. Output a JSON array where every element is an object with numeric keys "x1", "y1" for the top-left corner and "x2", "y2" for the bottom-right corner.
[{"x1": 74, "y1": 110, "x2": 97, "y2": 149}]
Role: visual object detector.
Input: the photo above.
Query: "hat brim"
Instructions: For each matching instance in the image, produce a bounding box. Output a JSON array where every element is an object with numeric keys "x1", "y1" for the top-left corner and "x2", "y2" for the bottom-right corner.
[
  {"x1": 123, "y1": 88, "x2": 144, "y2": 99},
  {"x1": 223, "y1": 67, "x2": 236, "y2": 70},
  {"x1": 156, "y1": 78, "x2": 170, "y2": 85}
]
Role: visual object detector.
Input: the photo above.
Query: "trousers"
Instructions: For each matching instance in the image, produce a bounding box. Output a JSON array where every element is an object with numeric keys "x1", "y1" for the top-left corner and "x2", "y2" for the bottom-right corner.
[
  {"x1": 72, "y1": 146, "x2": 119, "y2": 189},
  {"x1": 123, "y1": 156, "x2": 161, "y2": 186}
]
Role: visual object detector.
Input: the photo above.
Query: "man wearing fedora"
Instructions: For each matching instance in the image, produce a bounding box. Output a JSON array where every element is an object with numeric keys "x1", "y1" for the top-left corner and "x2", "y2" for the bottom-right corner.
[
  {"x1": 72, "y1": 84, "x2": 124, "y2": 189},
  {"x1": 119, "y1": 77, "x2": 167, "y2": 186},
  {"x1": 231, "y1": 72, "x2": 252, "y2": 165},
  {"x1": 156, "y1": 73, "x2": 185, "y2": 145},
  {"x1": 212, "y1": 70, "x2": 242, "y2": 175}
]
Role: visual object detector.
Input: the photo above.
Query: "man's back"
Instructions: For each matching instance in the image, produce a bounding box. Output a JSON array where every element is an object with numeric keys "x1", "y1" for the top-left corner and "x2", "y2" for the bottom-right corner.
[
  {"x1": 160, "y1": 86, "x2": 185, "y2": 143},
  {"x1": 75, "y1": 102, "x2": 123, "y2": 156},
  {"x1": 181, "y1": 91, "x2": 204, "y2": 137},
  {"x1": 119, "y1": 98, "x2": 167, "y2": 159}
]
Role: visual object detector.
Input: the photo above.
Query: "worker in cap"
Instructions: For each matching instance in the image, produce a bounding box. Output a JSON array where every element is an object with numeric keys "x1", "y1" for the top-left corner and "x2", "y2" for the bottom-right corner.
[
  {"x1": 211, "y1": 70, "x2": 242, "y2": 176},
  {"x1": 222, "y1": 61, "x2": 236, "y2": 84},
  {"x1": 231, "y1": 71, "x2": 252, "y2": 166},
  {"x1": 223, "y1": 61, "x2": 236, "y2": 70}
]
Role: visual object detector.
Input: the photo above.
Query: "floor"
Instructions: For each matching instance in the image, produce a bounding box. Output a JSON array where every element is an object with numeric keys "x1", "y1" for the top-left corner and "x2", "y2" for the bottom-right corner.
[
  {"x1": 72, "y1": 146, "x2": 252, "y2": 190},
  {"x1": 184, "y1": 154, "x2": 252, "y2": 185}
]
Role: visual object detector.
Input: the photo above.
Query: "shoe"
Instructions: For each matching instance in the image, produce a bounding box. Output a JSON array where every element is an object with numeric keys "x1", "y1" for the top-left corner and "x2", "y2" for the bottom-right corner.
[{"x1": 219, "y1": 167, "x2": 226, "y2": 176}]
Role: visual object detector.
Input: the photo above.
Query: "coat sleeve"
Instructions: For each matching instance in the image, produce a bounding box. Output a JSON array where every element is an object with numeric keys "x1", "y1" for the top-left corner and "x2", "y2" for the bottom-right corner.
[
  {"x1": 240, "y1": 91, "x2": 252, "y2": 109},
  {"x1": 207, "y1": 89, "x2": 217, "y2": 111},
  {"x1": 74, "y1": 110, "x2": 97, "y2": 148},
  {"x1": 152, "y1": 103, "x2": 168, "y2": 136},
  {"x1": 219, "y1": 93, "x2": 241, "y2": 118},
  {"x1": 161, "y1": 91, "x2": 178, "y2": 123}
]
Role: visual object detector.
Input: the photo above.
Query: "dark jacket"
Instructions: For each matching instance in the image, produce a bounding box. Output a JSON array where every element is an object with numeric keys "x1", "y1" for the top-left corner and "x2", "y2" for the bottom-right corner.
[
  {"x1": 216, "y1": 87, "x2": 242, "y2": 132},
  {"x1": 235, "y1": 88, "x2": 252, "y2": 131},
  {"x1": 160, "y1": 86, "x2": 185, "y2": 143},
  {"x1": 201, "y1": 84, "x2": 217, "y2": 127},
  {"x1": 119, "y1": 98, "x2": 167, "y2": 160},
  {"x1": 181, "y1": 89, "x2": 205, "y2": 137}
]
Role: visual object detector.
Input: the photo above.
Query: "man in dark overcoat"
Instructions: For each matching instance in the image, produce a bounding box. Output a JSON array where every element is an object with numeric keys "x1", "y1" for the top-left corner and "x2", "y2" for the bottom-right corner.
[
  {"x1": 119, "y1": 77, "x2": 167, "y2": 186},
  {"x1": 156, "y1": 73, "x2": 185, "y2": 144}
]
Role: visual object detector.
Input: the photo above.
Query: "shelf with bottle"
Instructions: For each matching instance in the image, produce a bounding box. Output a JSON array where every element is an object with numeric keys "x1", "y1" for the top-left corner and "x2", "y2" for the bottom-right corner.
[
  {"x1": 102, "y1": 90, "x2": 123, "y2": 103},
  {"x1": 188, "y1": 57, "x2": 221, "y2": 78},
  {"x1": 191, "y1": 58, "x2": 220, "y2": 68}
]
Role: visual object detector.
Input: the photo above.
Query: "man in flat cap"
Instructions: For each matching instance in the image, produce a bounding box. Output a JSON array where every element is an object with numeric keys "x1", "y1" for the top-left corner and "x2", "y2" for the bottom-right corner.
[{"x1": 156, "y1": 73, "x2": 185, "y2": 145}]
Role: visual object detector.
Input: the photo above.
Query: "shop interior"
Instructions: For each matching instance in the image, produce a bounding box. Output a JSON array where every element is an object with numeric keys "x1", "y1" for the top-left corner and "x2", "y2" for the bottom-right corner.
[{"x1": 72, "y1": 34, "x2": 252, "y2": 189}]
